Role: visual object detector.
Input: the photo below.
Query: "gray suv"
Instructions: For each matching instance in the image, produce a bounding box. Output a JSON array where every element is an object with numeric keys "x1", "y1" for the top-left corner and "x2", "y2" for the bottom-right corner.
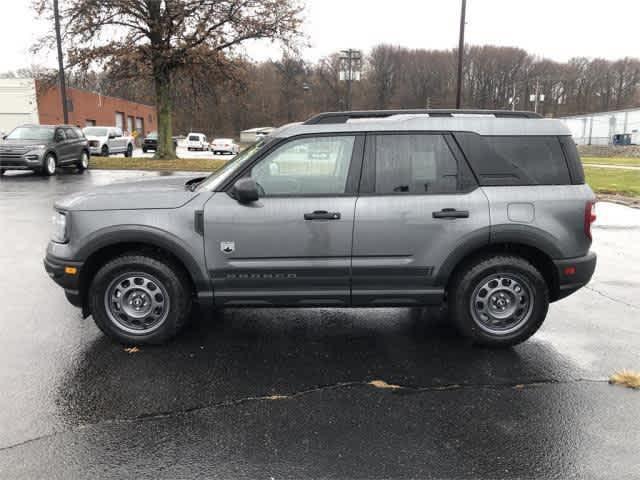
[
  {"x1": 0, "y1": 124, "x2": 90, "y2": 175},
  {"x1": 44, "y1": 110, "x2": 597, "y2": 347}
]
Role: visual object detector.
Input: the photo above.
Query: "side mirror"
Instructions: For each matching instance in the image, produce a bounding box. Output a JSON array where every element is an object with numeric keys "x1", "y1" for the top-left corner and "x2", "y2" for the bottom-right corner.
[
  {"x1": 231, "y1": 178, "x2": 259, "y2": 203},
  {"x1": 108, "y1": 134, "x2": 117, "y2": 139}
]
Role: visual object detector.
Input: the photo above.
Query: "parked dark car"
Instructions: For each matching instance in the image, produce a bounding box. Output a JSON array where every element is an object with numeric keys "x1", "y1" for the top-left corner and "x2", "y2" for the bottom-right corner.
[
  {"x1": 0, "y1": 124, "x2": 89, "y2": 176},
  {"x1": 142, "y1": 131, "x2": 178, "y2": 153}
]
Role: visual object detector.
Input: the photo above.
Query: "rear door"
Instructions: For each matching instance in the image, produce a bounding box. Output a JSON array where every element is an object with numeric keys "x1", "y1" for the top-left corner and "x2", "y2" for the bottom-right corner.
[
  {"x1": 203, "y1": 134, "x2": 364, "y2": 307},
  {"x1": 351, "y1": 132, "x2": 489, "y2": 306}
]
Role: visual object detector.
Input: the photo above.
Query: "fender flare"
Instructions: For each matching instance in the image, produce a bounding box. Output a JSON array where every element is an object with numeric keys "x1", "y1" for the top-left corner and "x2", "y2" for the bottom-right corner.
[
  {"x1": 434, "y1": 224, "x2": 563, "y2": 286},
  {"x1": 75, "y1": 225, "x2": 211, "y2": 300}
]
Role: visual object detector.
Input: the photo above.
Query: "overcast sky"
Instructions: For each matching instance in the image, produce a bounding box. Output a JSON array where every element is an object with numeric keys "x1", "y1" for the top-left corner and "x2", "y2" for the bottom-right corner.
[{"x1": 2, "y1": 0, "x2": 640, "y2": 72}]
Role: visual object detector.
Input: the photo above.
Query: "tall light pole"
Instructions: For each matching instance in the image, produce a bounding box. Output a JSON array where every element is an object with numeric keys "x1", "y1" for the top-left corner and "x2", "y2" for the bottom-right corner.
[
  {"x1": 339, "y1": 49, "x2": 362, "y2": 111},
  {"x1": 53, "y1": 0, "x2": 69, "y2": 124},
  {"x1": 455, "y1": 0, "x2": 467, "y2": 109}
]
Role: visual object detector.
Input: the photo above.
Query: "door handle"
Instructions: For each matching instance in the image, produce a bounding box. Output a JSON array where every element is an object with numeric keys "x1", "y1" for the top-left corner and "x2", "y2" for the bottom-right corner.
[
  {"x1": 304, "y1": 210, "x2": 341, "y2": 220},
  {"x1": 432, "y1": 208, "x2": 470, "y2": 219}
]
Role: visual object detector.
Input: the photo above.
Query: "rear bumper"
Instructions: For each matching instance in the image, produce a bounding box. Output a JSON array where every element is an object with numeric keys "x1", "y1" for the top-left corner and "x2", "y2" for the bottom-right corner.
[
  {"x1": 553, "y1": 251, "x2": 597, "y2": 300},
  {"x1": 44, "y1": 254, "x2": 84, "y2": 307}
]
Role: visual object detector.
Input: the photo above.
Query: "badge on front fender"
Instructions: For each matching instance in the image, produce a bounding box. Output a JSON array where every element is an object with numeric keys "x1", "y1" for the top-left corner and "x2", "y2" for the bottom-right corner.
[{"x1": 220, "y1": 241, "x2": 235, "y2": 254}]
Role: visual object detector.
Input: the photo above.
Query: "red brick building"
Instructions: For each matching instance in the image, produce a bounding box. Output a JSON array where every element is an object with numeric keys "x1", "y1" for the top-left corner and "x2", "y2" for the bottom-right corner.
[{"x1": 35, "y1": 80, "x2": 156, "y2": 136}]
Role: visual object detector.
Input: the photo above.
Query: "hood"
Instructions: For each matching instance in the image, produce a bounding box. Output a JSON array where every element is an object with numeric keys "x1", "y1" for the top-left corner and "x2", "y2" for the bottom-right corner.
[
  {"x1": 0, "y1": 139, "x2": 50, "y2": 150},
  {"x1": 55, "y1": 175, "x2": 205, "y2": 211}
]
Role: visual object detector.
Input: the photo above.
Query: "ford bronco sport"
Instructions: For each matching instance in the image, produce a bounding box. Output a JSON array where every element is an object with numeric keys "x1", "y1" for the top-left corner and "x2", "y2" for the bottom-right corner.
[{"x1": 44, "y1": 109, "x2": 597, "y2": 347}]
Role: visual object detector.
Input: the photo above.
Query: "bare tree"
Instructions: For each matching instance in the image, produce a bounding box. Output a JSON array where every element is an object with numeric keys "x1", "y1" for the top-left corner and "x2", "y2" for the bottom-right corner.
[{"x1": 35, "y1": 0, "x2": 302, "y2": 159}]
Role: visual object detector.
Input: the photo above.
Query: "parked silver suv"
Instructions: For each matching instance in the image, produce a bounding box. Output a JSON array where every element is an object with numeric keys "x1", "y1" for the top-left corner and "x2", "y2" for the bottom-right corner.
[{"x1": 44, "y1": 110, "x2": 597, "y2": 347}]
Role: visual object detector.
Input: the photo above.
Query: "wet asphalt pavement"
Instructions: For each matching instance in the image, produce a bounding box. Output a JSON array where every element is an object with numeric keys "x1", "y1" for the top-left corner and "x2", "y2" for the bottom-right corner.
[{"x1": 0, "y1": 169, "x2": 638, "y2": 479}]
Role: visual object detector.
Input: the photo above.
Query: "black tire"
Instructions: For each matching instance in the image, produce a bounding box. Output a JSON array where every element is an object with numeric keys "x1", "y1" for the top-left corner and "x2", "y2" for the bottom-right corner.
[
  {"x1": 41, "y1": 153, "x2": 57, "y2": 176},
  {"x1": 125, "y1": 144, "x2": 133, "y2": 157},
  {"x1": 0, "y1": 169, "x2": 5, "y2": 176},
  {"x1": 89, "y1": 253, "x2": 192, "y2": 345},
  {"x1": 448, "y1": 255, "x2": 549, "y2": 348},
  {"x1": 101, "y1": 144, "x2": 109, "y2": 157},
  {"x1": 76, "y1": 150, "x2": 89, "y2": 172},
  {"x1": 142, "y1": 147, "x2": 147, "y2": 153}
]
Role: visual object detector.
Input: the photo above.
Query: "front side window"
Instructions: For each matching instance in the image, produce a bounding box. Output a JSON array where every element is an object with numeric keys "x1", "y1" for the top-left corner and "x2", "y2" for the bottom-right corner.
[
  {"x1": 250, "y1": 136, "x2": 356, "y2": 196},
  {"x1": 64, "y1": 128, "x2": 78, "y2": 139},
  {"x1": 373, "y1": 134, "x2": 459, "y2": 194}
]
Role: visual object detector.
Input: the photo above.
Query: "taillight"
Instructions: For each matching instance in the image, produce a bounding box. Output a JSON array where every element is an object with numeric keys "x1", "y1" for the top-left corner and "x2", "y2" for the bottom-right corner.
[{"x1": 584, "y1": 201, "x2": 596, "y2": 240}]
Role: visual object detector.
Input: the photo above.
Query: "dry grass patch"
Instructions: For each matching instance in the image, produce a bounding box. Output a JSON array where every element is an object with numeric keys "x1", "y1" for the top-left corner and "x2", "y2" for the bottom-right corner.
[
  {"x1": 89, "y1": 156, "x2": 228, "y2": 172},
  {"x1": 609, "y1": 370, "x2": 640, "y2": 389}
]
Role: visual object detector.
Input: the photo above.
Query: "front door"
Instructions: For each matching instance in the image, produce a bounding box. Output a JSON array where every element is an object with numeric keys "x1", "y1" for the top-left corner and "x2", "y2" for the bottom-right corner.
[
  {"x1": 53, "y1": 128, "x2": 72, "y2": 163},
  {"x1": 351, "y1": 133, "x2": 489, "y2": 306},
  {"x1": 203, "y1": 134, "x2": 364, "y2": 307}
]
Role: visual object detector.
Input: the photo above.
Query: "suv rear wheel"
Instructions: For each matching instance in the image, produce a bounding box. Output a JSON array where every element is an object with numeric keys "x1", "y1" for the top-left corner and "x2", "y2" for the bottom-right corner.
[
  {"x1": 76, "y1": 151, "x2": 89, "y2": 172},
  {"x1": 89, "y1": 254, "x2": 192, "y2": 344},
  {"x1": 125, "y1": 144, "x2": 133, "y2": 157},
  {"x1": 448, "y1": 255, "x2": 549, "y2": 348}
]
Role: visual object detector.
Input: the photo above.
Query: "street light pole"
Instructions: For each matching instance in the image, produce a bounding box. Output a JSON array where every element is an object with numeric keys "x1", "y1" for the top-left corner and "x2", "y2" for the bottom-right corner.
[
  {"x1": 455, "y1": 0, "x2": 467, "y2": 109},
  {"x1": 53, "y1": 0, "x2": 69, "y2": 124},
  {"x1": 339, "y1": 49, "x2": 362, "y2": 112}
]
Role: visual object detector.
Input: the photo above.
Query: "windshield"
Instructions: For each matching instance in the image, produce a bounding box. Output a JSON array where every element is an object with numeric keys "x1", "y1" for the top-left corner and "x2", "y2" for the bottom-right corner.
[
  {"x1": 6, "y1": 126, "x2": 54, "y2": 141},
  {"x1": 188, "y1": 135, "x2": 201, "y2": 141},
  {"x1": 83, "y1": 127, "x2": 108, "y2": 136},
  {"x1": 196, "y1": 140, "x2": 266, "y2": 191},
  {"x1": 146, "y1": 132, "x2": 158, "y2": 139}
]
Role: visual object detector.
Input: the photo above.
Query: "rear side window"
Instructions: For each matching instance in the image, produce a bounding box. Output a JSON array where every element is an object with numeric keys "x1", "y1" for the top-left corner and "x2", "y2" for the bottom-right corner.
[
  {"x1": 369, "y1": 134, "x2": 465, "y2": 194},
  {"x1": 454, "y1": 133, "x2": 571, "y2": 185}
]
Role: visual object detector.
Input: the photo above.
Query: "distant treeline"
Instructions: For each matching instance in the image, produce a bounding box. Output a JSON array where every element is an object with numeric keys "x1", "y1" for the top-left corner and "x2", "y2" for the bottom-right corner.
[{"x1": 5, "y1": 44, "x2": 640, "y2": 137}]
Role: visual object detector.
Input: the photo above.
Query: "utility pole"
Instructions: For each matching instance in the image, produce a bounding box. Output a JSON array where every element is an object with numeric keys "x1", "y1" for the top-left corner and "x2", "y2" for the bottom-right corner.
[
  {"x1": 455, "y1": 0, "x2": 467, "y2": 109},
  {"x1": 339, "y1": 49, "x2": 362, "y2": 111},
  {"x1": 534, "y1": 78, "x2": 540, "y2": 114},
  {"x1": 53, "y1": 0, "x2": 69, "y2": 124}
]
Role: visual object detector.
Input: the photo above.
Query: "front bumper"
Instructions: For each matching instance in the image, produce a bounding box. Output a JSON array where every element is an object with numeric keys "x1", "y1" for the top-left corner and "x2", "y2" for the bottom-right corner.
[
  {"x1": 553, "y1": 251, "x2": 597, "y2": 300},
  {"x1": 0, "y1": 156, "x2": 41, "y2": 170},
  {"x1": 44, "y1": 253, "x2": 84, "y2": 307}
]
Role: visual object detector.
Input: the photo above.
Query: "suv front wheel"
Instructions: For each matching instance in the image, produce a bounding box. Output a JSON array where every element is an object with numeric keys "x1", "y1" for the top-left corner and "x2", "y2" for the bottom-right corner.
[
  {"x1": 89, "y1": 254, "x2": 192, "y2": 344},
  {"x1": 41, "y1": 153, "x2": 57, "y2": 176},
  {"x1": 448, "y1": 255, "x2": 549, "y2": 348}
]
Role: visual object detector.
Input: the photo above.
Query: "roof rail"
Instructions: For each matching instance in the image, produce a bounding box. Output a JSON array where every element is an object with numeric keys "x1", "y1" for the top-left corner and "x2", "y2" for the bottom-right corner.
[{"x1": 303, "y1": 109, "x2": 542, "y2": 125}]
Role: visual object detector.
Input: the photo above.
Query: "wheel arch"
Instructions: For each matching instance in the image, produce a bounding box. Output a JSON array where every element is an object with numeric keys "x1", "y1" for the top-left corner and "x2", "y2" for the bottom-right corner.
[
  {"x1": 438, "y1": 228, "x2": 561, "y2": 302},
  {"x1": 76, "y1": 227, "x2": 211, "y2": 315}
]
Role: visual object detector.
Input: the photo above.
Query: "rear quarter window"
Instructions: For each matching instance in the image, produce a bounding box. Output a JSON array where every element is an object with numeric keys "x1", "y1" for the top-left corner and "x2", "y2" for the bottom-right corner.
[{"x1": 454, "y1": 133, "x2": 572, "y2": 186}]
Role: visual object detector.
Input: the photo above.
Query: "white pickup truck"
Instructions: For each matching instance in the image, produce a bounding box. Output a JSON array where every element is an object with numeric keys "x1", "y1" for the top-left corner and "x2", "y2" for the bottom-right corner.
[{"x1": 83, "y1": 126, "x2": 134, "y2": 157}]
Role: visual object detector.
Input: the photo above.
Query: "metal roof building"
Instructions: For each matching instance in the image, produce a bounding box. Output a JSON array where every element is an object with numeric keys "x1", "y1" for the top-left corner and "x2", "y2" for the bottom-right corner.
[{"x1": 560, "y1": 107, "x2": 640, "y2": 145}]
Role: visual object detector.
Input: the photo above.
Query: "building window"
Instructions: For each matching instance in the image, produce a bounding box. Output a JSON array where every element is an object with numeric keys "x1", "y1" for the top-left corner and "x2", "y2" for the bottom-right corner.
[
  {"x1": 135, "y1": 117, "x2": 144, "y2": 135},
  {"x1": 127, "y1": 116, "x2": 134, "y2": 135},
  {"x1": 85, "y1": 119, "x2": 96, "y2": 126}
]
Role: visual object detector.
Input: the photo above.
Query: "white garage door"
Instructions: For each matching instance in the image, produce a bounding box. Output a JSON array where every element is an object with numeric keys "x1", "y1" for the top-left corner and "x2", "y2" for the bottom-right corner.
[{"x1": 115, "y1": 112, "x2": 125, "y2": 130}]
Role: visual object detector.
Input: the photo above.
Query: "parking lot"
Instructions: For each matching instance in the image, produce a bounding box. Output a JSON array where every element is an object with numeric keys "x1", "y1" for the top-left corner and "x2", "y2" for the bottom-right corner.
[{"x1": 0, "y1": 169, "x2": 638, "y2": 479}]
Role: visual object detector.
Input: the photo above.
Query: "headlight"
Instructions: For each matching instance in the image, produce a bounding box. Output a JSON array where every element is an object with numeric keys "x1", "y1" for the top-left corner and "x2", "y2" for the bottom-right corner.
[{"x1": 51, "y1": 211, "x2": 68, "y2": 243}]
